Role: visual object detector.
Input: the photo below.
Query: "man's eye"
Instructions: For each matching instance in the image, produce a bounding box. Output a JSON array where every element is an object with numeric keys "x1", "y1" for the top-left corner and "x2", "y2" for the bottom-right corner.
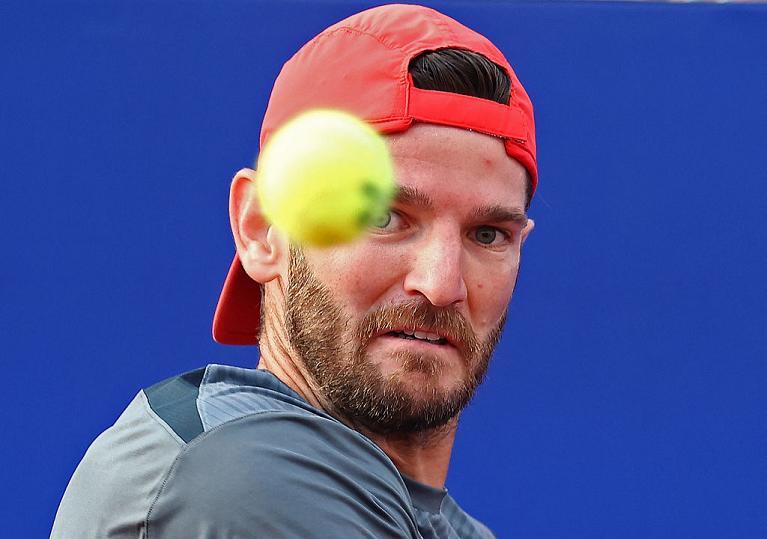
[
  {"x1": 370, "y1": 210, "x2": 393, "y2": 229},
  {"x1": 474, "y1": 226, "x2": 503, "y2": 245}
]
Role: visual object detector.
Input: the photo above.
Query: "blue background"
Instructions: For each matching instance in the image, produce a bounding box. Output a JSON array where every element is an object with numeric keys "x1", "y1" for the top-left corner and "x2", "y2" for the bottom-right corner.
[{"x1": 2, "y1": 1, "x2": 766, "y2": 537}]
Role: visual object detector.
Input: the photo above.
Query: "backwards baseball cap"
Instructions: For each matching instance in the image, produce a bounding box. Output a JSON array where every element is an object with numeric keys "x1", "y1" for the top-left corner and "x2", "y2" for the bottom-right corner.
[{"x1": 213, "y1": 3, "x2": 537, "y2": 345}]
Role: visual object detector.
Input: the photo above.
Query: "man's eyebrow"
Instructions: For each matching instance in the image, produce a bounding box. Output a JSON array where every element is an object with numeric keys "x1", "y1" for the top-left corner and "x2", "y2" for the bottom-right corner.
[
  {"x1": 394, "y1": 185, "x2": 434, "y2": 209},
  {"x1": 470, "y1": 204, "x2": 528, "y2": 226},
  {"x1": 394, "y1": 185, "x2": 527, "y2": 225}
]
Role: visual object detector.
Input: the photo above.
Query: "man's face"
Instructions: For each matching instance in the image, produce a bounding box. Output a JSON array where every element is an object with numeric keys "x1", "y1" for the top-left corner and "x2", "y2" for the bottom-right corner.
[{"x1": 284, "y1": 124, "x2": 532, "y2": 435}]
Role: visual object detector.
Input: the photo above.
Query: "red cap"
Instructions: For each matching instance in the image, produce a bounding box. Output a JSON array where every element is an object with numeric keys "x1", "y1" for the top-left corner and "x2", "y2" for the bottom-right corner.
[{"x1": 213, "y1": 3, "x2": 537, "y2": 345}]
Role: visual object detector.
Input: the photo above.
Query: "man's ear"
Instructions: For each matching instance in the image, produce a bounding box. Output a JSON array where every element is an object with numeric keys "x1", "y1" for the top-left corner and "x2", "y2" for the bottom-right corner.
[
  {"x1": 521, "y1": 218, "x2": 535, "y2": 245},
  {"x1": 230, "y1": 168, "x2": 286, "y2": 283}
]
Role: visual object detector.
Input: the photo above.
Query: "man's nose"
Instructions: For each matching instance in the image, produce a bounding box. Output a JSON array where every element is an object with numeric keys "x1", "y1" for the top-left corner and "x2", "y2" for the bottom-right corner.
[{"x1": 402, "y1": 231, "x2": 468, "y2": 307}]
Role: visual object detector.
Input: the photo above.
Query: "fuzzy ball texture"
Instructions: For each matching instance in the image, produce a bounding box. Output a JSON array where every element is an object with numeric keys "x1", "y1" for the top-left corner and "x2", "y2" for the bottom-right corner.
[{"x1": 256, "y1": 110, "x2": 395, "y2": 246}]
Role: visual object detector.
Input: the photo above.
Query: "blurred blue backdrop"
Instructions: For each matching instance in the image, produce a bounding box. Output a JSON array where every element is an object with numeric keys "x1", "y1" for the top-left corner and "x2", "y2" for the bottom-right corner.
[{"x1": 2, "y1": 1, "x2": 765, "y2": 537}]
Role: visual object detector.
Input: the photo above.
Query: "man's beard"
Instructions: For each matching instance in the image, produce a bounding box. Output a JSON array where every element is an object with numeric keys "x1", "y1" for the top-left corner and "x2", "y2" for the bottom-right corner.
[{"x1": 285, "y1": 246, "x2": 506, "y2": 435}]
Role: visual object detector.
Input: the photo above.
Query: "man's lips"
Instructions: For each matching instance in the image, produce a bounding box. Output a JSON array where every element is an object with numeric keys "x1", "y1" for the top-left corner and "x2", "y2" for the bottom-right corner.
[{"x1": 374, "y1": 327, "x2": 459, "y2": 349}]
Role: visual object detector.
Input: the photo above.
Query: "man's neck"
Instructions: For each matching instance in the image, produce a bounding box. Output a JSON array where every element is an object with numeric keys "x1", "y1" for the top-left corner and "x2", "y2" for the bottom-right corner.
[{"x1": 255, "y1": 286, "x2": 335, "y2": 412}]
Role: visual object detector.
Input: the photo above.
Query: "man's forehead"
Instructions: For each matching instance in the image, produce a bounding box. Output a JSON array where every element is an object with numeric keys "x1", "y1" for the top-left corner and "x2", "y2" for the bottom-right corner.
[
  {"x1": 385, "y1": 123, "x2": 528, "y2": 208},
  {"x1": 387, "y1": 124, "x2": 516, "y2": 173}
]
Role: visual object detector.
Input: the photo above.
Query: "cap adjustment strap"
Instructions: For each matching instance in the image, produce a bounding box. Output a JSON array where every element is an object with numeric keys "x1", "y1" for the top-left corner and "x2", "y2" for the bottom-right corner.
[{"x1": 407, "y1": 86, "x2": 527, "y2": 141}]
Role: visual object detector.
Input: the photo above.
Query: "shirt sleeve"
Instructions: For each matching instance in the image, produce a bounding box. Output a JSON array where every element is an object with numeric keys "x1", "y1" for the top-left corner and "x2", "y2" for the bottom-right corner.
[
  {"x1": 145, "y1": 412, "x2": 421, "y2": 538},
  {"x1": 51, "y1": 392, "x2": 183, "y2": 538}
]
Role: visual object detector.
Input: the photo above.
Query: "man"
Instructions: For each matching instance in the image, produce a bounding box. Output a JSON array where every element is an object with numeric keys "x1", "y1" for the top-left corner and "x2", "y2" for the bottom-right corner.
[{"x1": 52, "y1": 4, "x2": 537, "y2": 538}]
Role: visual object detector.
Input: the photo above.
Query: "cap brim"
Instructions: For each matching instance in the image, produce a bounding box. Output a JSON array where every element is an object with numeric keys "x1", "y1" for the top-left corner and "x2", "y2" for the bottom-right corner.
[{"x1": 212, "y1": 254, "x2": 262, "y2": 345}]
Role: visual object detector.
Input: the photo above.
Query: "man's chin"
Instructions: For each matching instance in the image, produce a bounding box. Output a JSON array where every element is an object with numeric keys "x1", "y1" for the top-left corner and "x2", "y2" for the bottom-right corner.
[
  {"x1": 342, "y1": 377, "x2": 475, "y2": 435},
  {"x1": 351, "y1": 405, "x2": 461, "y2": 435}
]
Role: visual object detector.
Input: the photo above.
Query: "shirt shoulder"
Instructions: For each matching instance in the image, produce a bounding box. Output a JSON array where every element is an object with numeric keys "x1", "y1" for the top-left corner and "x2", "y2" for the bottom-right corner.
[
  {"x1": 146, "y1": 408, "x2": 420, "y2": 538},
  {"x1": 143, "y1": 364, "x2": 419, "y2": 537},
  {"x1": 51, "y1": 386, "x2": 185, "y2": 538},
  {"x1": 53, "y1": 364, "x2": 431, "y2": 538}
]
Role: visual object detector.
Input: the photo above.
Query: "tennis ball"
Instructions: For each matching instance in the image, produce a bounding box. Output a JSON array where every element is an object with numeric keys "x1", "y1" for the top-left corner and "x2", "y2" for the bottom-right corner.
[{"x1": 256, "y1": 109, "x2": 396, "y2": 246}]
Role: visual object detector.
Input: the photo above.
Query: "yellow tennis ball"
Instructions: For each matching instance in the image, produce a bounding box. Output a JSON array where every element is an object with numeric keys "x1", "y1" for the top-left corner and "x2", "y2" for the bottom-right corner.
[{"x1": 256, "y1": 109, "x2": 395, "y2": 246}]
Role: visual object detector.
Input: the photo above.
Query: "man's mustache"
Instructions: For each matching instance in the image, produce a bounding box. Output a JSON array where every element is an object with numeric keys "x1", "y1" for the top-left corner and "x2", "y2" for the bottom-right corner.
[{"x1": 356, "y1": 299, "x2": 478, "y2": 358}]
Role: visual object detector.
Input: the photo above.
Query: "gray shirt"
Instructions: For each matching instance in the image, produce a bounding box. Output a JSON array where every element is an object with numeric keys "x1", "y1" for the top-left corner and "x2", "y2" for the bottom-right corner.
[{"x1": 52, "y1": 364, "x2": 496, "y2": 538}]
